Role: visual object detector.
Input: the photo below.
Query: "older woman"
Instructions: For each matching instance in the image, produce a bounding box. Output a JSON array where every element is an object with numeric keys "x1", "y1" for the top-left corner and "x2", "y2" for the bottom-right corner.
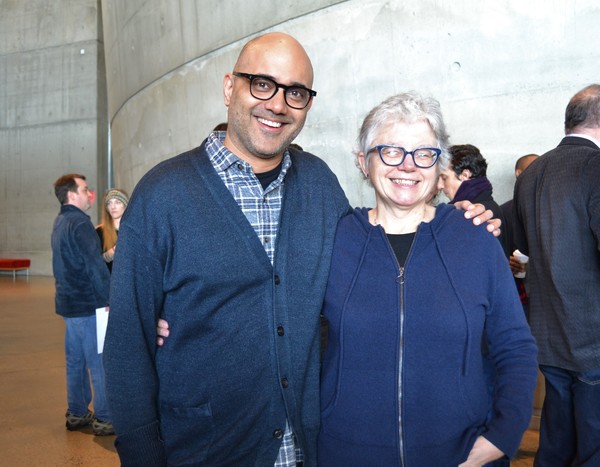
[
  {"x1": 96, "y1": 188, "x2": 129, "y2": 273},
  {"x1": 318, "y1": 92, "x2": 538, "y2": 466}
]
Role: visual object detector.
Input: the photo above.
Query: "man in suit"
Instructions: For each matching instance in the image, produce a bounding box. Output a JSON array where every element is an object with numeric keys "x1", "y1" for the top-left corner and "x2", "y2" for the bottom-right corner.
[{"x1": 514, "y1": 84, "x2": 600, "y2": 466}]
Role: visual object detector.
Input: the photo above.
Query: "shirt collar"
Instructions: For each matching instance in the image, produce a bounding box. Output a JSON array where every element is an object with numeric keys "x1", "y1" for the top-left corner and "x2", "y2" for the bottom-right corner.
[
  {"x1": 205, "y1": 131, "x2": 292, "y2": 176},
  {"x1": 566, "y1": 133, "x2": 600, "y2": 148}
]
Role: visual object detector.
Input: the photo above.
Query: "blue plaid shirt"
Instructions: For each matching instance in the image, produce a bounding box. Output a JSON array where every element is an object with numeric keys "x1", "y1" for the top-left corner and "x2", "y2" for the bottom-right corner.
[{"x1": 206, "y1": 132, "x2": 302, "y2": 466}]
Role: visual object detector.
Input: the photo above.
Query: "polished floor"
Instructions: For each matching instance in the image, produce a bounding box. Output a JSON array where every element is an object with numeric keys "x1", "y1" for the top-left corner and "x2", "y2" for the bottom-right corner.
[
  {"x1": 0, "y1": 275, "x2": 118, "y2": 466},
  {"x1": 0, "y1": 275, "x2": 539, "y2": 466}
]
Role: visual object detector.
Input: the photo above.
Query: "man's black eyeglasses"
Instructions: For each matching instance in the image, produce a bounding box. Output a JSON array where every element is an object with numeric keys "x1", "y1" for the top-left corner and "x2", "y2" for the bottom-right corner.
[{"x1": 232, "y1": 72, "x2": 316, "y2": 110}]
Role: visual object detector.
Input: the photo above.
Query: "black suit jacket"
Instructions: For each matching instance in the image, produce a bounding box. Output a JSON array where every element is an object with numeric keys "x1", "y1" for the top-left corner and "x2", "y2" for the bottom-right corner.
[{"x1": 513, "y1": 136, "x2": 600, "y2": 371}]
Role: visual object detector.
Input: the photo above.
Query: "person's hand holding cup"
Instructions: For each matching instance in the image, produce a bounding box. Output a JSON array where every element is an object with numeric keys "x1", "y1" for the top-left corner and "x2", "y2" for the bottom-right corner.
[{"x1": 511, "y1": 249, "x2": 529, "y2": 278}]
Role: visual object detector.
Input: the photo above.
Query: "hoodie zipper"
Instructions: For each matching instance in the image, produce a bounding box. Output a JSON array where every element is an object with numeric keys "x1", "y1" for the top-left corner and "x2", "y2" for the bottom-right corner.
[
  {"x1": 397, "y1": 264, "x2": 406, "y2": 467},
  {"x1": 383, "y1": 229, "x2": 416, "y2": 467}
]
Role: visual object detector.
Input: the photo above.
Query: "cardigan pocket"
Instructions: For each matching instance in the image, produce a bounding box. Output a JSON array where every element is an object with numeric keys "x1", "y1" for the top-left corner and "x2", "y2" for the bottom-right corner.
[{"x1": 160, "y1": 402, "x2": 214, "y2": 465}]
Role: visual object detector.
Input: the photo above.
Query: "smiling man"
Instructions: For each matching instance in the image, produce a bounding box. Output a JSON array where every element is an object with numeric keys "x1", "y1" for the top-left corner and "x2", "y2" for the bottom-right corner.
[{"x1": 103, "y1": 33, "x2": 351, "y2": 466}]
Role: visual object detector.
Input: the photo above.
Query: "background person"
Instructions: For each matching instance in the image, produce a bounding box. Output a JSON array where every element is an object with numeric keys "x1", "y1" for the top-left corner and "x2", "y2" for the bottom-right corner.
[
  {"x1": 318, "y1": 93, "x2": 538, "y2": 466},
  {"x1": 438, "y1": 144, "x2": 507, "y2": 254},
  {"x1": 513, "y1": 84, "x2": 600, "y2": 466},
  {"x1": 212, "y1": 122, "x2": 228, "y2": 131},
  {"x1": 51, "y1": 173, "x2": 114, "y2": 436},
  {"x1": 96, "y1": 188, "x2": 129, "y2": 273},
  {"x1": 500, "y1": 154, "x2": 539, "y2": 312}
]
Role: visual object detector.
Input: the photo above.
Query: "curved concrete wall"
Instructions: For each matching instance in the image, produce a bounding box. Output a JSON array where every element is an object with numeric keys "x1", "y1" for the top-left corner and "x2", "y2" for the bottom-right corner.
[{"x1": 104, "y1": 0, "x2": 600, "y2": 209}]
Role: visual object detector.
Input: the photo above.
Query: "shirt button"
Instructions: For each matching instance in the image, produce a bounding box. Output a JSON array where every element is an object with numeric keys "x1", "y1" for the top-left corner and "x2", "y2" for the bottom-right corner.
[
  {"x1": 237, "y1": 163, "x2": 244, "y2": 170},
  {"x1": 277, "y1": 325, "x2": 285, "y2": 336},
  {"x1": 273, "y1": 428, "x2": 283, "y2": 439},
  {"x1": 264, "y1": 236, "x2": 270, "y2": 243},
  {"x1": 274, "y1": 275, "x2": 281, "y2": 285},
  {"x1": 281, "y1": 378, "x2": 289, "y2": 388}
]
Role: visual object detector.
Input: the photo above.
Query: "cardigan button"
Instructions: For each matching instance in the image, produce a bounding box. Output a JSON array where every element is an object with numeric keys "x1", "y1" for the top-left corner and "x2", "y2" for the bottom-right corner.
[
  {"x1": 273, "y1": 428, "x2": 283, "y2": 439},
  {"x1": 281, "y1": 377, "x2": 289, "y2": 388},
  {"x1": 277, "y1": 325, "x2": 285, "y2": 336},
  {"x1": 274, "y1": 275, "x2": 281, "y2": 285}
]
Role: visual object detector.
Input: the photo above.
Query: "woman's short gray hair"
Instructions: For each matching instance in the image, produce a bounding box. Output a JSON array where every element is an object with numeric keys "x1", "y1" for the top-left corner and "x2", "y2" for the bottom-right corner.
[{"x1": 355, "y1": 92, "x2": 451, "y2": 178}]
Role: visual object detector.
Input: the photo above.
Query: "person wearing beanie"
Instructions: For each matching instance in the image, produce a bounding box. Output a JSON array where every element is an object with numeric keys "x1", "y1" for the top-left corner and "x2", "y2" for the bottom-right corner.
[{"x1": 96, "y1": 188, "x2": 129, "y2": 273}]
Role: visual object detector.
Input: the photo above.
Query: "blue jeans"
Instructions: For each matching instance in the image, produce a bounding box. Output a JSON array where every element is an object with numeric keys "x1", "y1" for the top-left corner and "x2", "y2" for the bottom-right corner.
[
  {"x1": 534, "y1": 365, "x2": 600, "y2": 466},
  {"x1": 64, "y1": 316, "x2": 110, "y2": 421}
]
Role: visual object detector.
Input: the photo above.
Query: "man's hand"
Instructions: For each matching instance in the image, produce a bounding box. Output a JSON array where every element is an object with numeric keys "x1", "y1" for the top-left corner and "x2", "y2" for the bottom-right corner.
[
  {"x1": 458, "y1": 436, "x2": 504, "y2": 466},
  {"x1": 156, "y1": 318, "x2": 169, "y2": 346},
  {"x1": 509, "y1": 255, "x2": 527, "y2": 277},
  {"x1": 454, "y1": 200, "x2": 501, "y2": 237}
]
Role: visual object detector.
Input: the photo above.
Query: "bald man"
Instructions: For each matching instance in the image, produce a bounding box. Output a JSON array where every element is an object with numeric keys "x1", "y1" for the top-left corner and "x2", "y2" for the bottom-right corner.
[
  {"x1": 104, "y1": 32, "x2": 496, "y2": 466},
  {"x1": 514, "y1": 84, "x2": 600, "y2": 466},
  {"x1": 103, "y1": 32, "x2": 349, "y2": 467}
]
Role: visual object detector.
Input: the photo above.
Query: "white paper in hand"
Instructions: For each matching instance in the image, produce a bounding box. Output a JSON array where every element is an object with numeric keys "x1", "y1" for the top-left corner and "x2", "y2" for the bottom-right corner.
[
  {"x1": 512, "y1": 249, "x2": 529, "y2": 278},
  {"x1": 96, "y1": 306, "x2": 109, "y2": 354}
]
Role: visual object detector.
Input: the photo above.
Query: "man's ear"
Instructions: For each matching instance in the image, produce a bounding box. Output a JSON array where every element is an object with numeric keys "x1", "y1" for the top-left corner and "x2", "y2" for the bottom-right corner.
[
  {"x1": 223, "y1": 74, "x2": 234, "y2": 107},
  {"x1": 459, "y1": 169, "x2": 472, "y2": 181},
  {"x1": 66, "y1": 190, "x2": 75, "y2": 204}
]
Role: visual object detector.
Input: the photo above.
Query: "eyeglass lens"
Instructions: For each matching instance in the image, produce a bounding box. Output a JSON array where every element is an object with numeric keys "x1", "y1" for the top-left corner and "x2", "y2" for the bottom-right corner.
[
  {"x1": 378, "y1": 146, "x2": 439, "y2": 167},
  {"x1": 249, "y1": 76, "x2": 311, "y2": 109}
]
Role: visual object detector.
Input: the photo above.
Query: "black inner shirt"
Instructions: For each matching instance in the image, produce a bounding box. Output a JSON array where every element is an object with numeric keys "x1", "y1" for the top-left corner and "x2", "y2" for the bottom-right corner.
[
  {"x1": 386, "y1": 232, "x2": 416, "y2": 267},
  {"x1": 255, "y1": 160, "x2": 284, "y2": 190}
]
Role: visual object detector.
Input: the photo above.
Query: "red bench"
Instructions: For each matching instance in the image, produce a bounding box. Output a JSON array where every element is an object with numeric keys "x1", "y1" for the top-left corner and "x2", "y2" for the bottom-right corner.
[{"x1": 0, "y1": 259, "x2": 31, "y2": 280}]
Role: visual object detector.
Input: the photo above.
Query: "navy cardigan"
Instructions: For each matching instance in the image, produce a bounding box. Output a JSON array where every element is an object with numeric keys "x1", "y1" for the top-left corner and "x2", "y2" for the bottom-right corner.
[
  {"x1": 103, "y1": 141, "x2": 350, "y2": 466},
  {"x1": 319, "y1": 205, "x2": 538, "y2": 466}
]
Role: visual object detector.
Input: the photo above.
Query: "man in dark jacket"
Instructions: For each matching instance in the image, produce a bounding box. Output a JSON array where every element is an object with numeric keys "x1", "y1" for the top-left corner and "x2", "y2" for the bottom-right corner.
[
  {"x1": 103, "y1": 32, "x2": 350, "y2": 467},
  {"x1": 514, "y1": 84, "x2": 600, "y2": 466},
  {"x1": 51, "y1": 173, "x2": 113, "y2": 436},
  {"x1": 500, "y1": 154, "x2": 539, "y2": 314},
  {"x1": 437, "y1": 144, "x2": 507, "y2": 254}
]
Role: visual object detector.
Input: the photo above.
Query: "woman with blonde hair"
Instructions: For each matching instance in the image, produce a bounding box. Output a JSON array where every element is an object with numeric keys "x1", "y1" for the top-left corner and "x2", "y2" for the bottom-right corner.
[{"x1": 96, "y1": 188, "x2": 129, "y2": 273}]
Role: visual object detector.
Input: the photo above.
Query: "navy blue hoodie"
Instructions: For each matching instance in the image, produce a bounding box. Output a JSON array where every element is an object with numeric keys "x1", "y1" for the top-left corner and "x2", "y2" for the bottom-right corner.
[{"x1": 319, "y1": 205, "x2": 538, "y2": 466}]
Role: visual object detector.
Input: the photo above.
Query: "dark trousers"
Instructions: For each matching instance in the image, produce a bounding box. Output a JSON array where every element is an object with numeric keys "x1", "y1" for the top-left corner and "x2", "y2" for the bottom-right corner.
[{"x1": 534, "y1": 365, "x2": 600, "y2": 466}]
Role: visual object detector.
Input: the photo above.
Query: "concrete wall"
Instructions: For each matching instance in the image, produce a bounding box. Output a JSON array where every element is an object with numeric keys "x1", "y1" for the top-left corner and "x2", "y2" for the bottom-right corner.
[
  {"x1": 0, "y1": 0, "x2": 107, "y2": 276},
  {"x1": 102, "y1": 0, "x2": 599, "y2": 213},
  {"x1": 2, "y1": 0, "x2": 599, "y2": 275}
]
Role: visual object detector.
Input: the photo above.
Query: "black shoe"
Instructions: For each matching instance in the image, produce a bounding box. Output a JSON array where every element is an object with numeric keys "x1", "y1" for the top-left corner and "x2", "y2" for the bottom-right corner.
[
  {"x1": 92, "y1": 418, "x2": 115, "y2": 436},
  {"x1": 65, "y1": 410, "x2": 93, "y2": 431}
]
